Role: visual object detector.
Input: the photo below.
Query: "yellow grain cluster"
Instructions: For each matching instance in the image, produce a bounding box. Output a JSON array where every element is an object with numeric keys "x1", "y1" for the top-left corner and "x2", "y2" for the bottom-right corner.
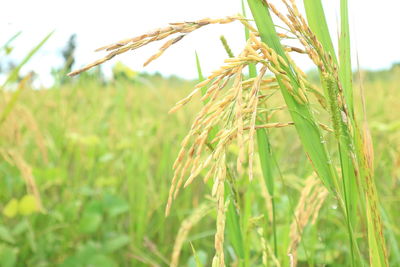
[
  {"x1": 68, "y1": 16, "x2": 247, "y2": 77},
  {"x1": 287, "y1": 176, "x2": 328, "y2": 266},
  {"x1": 66, "y1": 10, "x2": 341, "y2": 266},
  {"x1": 166, "y1": 35, "x2": 302, "y2": 216},
  {"x1": 170, "y1": 202, "x2": 213, "y2": 267}
]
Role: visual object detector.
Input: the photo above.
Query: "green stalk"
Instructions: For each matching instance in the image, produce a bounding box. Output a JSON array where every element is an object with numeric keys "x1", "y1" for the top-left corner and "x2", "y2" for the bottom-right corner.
[
  {"x1": 195, "y1": 51, "x2": 207, "y2": 96},
  {"x1": 245, "y1": 1, "x2": 363, "y2": 265},
  {"x1": 219, "y1": 36, "x2": 234, "y2": 58},
  {"x1": 302, "y1": 2, "x2": 361, "y2": 264},
  {"x1": 247, "y1": 0, "x2": 337, "y2": 191},
  {"x1": 323, "y1": 74, "x2": 359, "y2": 266},
  {"x1": 303, "y1": 1, "x2": 388, "y2": 265},
  {"x1": 242, "y1": 0, "x2": 277, "y2": 257},
  {"x1": 256, "y1": 129, "x2": 277, "y2": 256}
]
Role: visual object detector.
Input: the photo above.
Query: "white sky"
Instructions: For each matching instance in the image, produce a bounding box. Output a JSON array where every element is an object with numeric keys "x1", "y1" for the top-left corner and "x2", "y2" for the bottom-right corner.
[{"x1": 1, "y1": 0, "x2": 400, "y2": 86}]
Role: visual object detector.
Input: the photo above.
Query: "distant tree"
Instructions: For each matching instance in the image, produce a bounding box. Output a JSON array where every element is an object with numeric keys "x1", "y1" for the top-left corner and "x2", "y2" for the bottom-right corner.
[
  {"x1": 54, "y1": 34, "x2": 77, "y2": 85},
  {"x1": 62, "y1": 34, "x2": 77, "y2": 74}
]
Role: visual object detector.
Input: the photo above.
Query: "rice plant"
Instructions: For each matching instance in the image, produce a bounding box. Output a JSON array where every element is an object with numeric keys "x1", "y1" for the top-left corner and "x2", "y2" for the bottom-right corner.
[
  {"x1": 1, "y1": 32, "x2": 53, "y2": 216},
  {"x1": 68, "y1": 0, "x2": 390, "y2": 266}
]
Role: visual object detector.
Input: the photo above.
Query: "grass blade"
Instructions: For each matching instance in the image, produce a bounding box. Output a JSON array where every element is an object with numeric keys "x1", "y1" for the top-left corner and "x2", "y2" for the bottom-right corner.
[
  {"x1": 247, "y1": 0, "x2": 337, "y2": 191},
  {"x1": 2, "y1": 31, "x2": 53, "y2": 88},
  {"x1": 303, "y1": 0, "x2": 336, "y2": 61},
  {"x1": 0, "y1": 31, "x2": 22, "y2": 54},
  {"x1": 302, "y1": 2, "x2": 361, "y2": 264},
  {"x1": 339, "y1": 0, "x2": 354, "y2": 113},
  {"x1": 241, "y1": 0, "x2": 257, "y2": 78}
]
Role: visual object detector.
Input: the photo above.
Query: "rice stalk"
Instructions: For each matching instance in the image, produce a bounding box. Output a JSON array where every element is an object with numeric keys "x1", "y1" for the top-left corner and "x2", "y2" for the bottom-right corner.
[
  {"x1": 287, "y1": 176, "x2": 328, "y2": 266},
  {"x1": 0, "y1": 149, "x2": 43, "y2": 212},
  {"x1": 68, "y1": 10, "x2": 333, "y2": 264},
  {"x1": 212, "y1": 153, "x2": 227, "y2": 267},
  {"x1": 68, "y1": 16, "x2": 248, "y2": 77},
  {"x1": 170, "y1": 201, "x2": 213, "y2": 267},
  {"x1": 249, "y1": 0, "x2": 388, "y2": 265},
  {"x1": 67, "y1": 2, "x2": 390, "y2": 264}
]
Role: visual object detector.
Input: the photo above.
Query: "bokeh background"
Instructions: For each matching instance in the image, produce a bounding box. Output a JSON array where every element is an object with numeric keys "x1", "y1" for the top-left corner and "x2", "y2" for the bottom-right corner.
[
  {"x1": 1, "y1": 0, "x2": 399, "y2": 266},
  {"x1": 1, "y1": 0, "x2": 400, "y2": 85}
]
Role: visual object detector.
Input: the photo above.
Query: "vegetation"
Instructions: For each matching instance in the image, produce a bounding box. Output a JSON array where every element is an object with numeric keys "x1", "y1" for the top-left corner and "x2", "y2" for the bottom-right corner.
[{"x1": 1, "y1": 0, "x2": 400, "y2": 266}]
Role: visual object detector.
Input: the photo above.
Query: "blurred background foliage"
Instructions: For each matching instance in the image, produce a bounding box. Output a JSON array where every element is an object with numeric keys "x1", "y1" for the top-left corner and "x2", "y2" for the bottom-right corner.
[{"x1": 0, "y1": 32, "x2": 399, "y2": 266}]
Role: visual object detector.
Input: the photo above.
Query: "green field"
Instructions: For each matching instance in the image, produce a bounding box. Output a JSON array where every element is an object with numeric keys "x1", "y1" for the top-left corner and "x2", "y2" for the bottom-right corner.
[
  {"x1": 1, "y1": 0, "x2": 400, "y2": 266},
  {"x1": 0, "y1": 65, "x2": 399, "y2": 266}
]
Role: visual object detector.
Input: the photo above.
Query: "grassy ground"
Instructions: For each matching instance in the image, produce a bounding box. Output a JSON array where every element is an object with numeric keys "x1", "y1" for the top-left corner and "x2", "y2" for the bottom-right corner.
[{"x1": 0, "y1": 66, "x2": 399, "y2": 266}]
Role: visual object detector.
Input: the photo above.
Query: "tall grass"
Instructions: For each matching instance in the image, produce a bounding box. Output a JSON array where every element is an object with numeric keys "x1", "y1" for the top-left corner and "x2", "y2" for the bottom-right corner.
[
  {"x1": 1, "y1": 1, "x2": 398, "y2": 266},
  {"x1": 66, "y1": 0, "x2": 391, "y2": 265},
  {"x1": 2, "y1": 66, "x2": 399, "y2": 266},
  {"x1": 248, "y1": 1, "x2": 387, "y2": 265}
]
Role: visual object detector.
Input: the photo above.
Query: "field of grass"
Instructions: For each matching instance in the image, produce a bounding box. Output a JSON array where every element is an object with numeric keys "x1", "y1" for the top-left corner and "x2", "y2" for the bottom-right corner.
[
  {"x1": 1, "y1": 0, "x2": 400, "y2": 266},
  {"x1": 0, "y1": 65, "x2": 398, "y2": 266}
]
